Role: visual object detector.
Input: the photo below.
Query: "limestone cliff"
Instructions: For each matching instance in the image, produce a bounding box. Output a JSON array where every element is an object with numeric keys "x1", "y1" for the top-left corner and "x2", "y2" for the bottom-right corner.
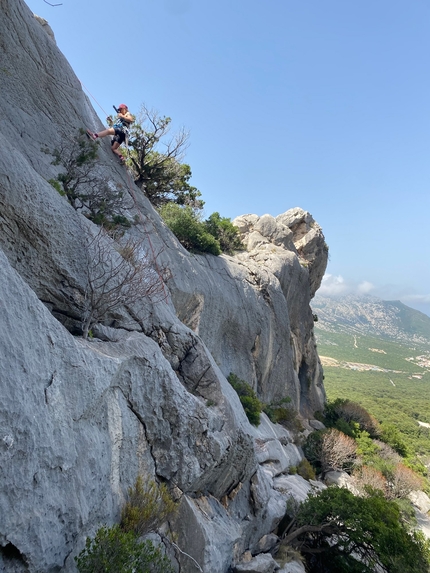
[{"x1": 0, "y1": 1, "x2": 328, "y2": 572}]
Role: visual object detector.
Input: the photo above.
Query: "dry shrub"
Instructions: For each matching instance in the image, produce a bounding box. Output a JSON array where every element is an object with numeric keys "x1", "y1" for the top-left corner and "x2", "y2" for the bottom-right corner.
[
  {"x1": 335, "y1": 400, "x2": 381, "y2": 438},
  {"x1": 81, "y1": 228, "x2": 166, "y2": 338},
  {"x1": 121, "y1": 476, "x2": 177, "y2": 536},
  {"x1": 320, "y1": 428, "x2": 357, "y2": 474},
  {"x1": 387, "y1": 463, "x2": 423, "y2": 500},
  {"x1": 373, "y1": 440, "x2": 402, "y2": 463},
  {"x1": 353, "y1": 465, "x2": 387, "y2": 497}
]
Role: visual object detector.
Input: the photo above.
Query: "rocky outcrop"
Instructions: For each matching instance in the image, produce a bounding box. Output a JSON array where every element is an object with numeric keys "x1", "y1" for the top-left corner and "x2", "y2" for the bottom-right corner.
[{"x1": 0, "y1": 1, "x2": 328, "y2": 571}]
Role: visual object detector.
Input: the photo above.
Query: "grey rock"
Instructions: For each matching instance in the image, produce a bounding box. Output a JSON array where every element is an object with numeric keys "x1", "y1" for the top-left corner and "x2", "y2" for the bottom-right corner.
[
  {"x1": 272, "y1": 475, "x2": 324, "y2": 504},
  {"x1": 250, "y1": 414, "x2": 301, "y2": 475},
  {"x1": 254, "y1": 534, "x2": 279, "y2": 554},
  {"x1": 33, "y1": 13, "x2": 56, "y2": 42},
  {"x1": 277, "y1": 562, "x2": 306, "y2": 573},
  {"x1": 234, "y1": 553, "x2": 280, "y2": 573},
  {"x1": 325, "y1": 471, "x2": 358, "y2": 494},
  {"x1": 0, "y1": 250, "x2": 255, "y2": 571},
  {"x1": 173, "y1": 495, "x2": 242, "y2": 573},
  {"x1": 0, "y1": 1, "x2": 330, "y2": 571},
  {"x1": 410, "y1": 491, "x2": 430, "y2": 514},
  {"x1": 308, "y1": 419, "x2": 326, "y2": 430}
]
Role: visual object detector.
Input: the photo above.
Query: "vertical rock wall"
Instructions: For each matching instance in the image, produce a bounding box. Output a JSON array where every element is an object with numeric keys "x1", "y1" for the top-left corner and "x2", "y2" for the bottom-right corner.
[{"x1": 0, "y1": 1, "x2": 328, "y2": 571}]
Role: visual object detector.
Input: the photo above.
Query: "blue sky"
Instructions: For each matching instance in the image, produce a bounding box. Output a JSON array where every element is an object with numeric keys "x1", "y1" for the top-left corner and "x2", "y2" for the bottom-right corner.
[{"x1": 27, "y1": 0, "x2": 430, "y2": 316}]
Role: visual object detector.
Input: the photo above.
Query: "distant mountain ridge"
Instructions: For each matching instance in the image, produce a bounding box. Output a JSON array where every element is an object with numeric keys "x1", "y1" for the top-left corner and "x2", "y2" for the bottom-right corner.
[{"x1": 311, "y1": 294, "x2": 430, "y2": 346}]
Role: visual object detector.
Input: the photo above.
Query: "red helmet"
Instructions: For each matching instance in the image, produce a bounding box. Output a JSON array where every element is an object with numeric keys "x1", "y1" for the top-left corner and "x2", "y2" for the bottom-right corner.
[{"x1": 118, "y1": 103, "x2": 128, "y2": 110}]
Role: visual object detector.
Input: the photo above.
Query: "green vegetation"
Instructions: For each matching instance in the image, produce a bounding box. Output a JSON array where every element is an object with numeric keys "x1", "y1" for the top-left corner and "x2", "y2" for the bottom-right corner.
[
  {"x1": 159, "y1": 203, "x2": 221, "y2": 255},
  {"x1": 127, "y1": 104, "x2": 203, "y2": 210},
  {"x1": 316, "y1": 329, "x2": 428, "y2": 371},
  {"x1": 227, "y1": 373, "x2": 302, "y2": 431},
  {"x1": 282, "y1": 486, "x2": 430, "y2": 573},
  {"x1": 75, "y1": 477, "x2": 176, "y2": 573},
  {"x1": 315, "y1": 320, "x2": 430, "y2": 463},
  {"x1": 75, "y1": 525, "x2": 173, "y2": 573},
  {"x1": 159, "y1": 204, "x2": 244, "y2": 256},
  {"x1": 296, "y1": 458, "x2": 316, "y2": 480},
  {"x1": 308, "y1": 397, "x2": 426, "y2": 499},
  {"x1": 203, "y1": 212, "x2": 245, "y2": 254},
  {"x1": 227, "y1": 373, "x2": 262, "y2": 426},
  {"x1": 45, "y1": 129, "x2": 132, "y2": 230},
  {"x1": 322, "y1": 367, "x2": 430, "y2": 460},
  {"x1": 263, "y1": 397, "x2": 303, "y2": 431},
  {"x1": 127, "y1": 106, "x2": 244, "y2": 256}
]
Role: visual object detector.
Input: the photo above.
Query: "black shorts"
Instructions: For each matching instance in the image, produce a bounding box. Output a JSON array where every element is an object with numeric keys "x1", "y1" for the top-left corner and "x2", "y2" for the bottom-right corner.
[{"x1": 111, "y1": 128, "x2": 126, "y2": 145}]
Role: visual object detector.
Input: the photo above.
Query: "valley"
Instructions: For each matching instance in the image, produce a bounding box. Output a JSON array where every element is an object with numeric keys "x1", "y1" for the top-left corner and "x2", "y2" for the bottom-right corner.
[{"x1": 312, "y1": 294, "x2": 430, "y2": 458}]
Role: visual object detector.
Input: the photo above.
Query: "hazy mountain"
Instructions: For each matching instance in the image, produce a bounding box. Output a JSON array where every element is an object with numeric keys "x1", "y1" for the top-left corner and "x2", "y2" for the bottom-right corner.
[{"x1": 311, "y1": 294, "x2": 430, "y2": 347}]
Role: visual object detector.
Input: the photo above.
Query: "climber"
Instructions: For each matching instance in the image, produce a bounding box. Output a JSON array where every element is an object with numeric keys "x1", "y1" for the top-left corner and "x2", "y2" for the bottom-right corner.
[{"x1": 87, "y1": 104, "x2": 134, "y2": 163}]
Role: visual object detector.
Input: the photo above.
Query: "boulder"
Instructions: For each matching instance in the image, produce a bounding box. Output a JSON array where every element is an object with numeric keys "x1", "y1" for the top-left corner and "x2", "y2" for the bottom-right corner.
[{"x1": 234, "y1": 553, "x2": 280, "y2": 573}]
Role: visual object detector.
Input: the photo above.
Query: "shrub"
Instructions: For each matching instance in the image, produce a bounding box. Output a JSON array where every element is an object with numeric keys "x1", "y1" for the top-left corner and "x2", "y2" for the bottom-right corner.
[
  {"x1": 324, "y1": 399, "x2": 381, "y2": 438},
  {"x1": 120, "y1": 476, "x2": 177, "y2": 536},
  {"x1": 203, "y1": 212, "x2": 244, "y2": 254},
  {"x1": 81, "y1": 229, "x2": 166, "y2": 339},
  {"x1": 303, "y1": 428, "x2": 357, "y2": 475},
  {"x1": 284, "y1": 487, "x2": 430, "y2": 573},
  {"x1": 380, "y1": 423, "x2": 410, "y2": 457},
  {"x1": 303, "y1": 430, "x2": 324, "y2": 473},
  {"x1": 127, "y1": 104, "x2": 203, "y2": 210},
  {"x1": 45, "y1": 129, "x2": 132, "y2": 230},
  {"x1": 263, "y1": 397, "x2": 292, "y2": 424},
  {"x1": 355, "y1": 430, "x2": 379, "y2": 462},
  {"x1": 227, "y1": 373, "x2": 262, "y2": 426},
  {"x1": 352, "y1": 465, "x2": 387, "y2": 497},
  {"x1": 320, "y1": 428, "x2": 357, "y2": 474},
  {"x1": 75, "y1": 525, "x2": 173, "y2": 573},
  {"x1": 297, "y1": 458, "x2": 316, "y2": 481},
  {"x1": 159, "y1": 203, "x2": 221, "y2": 255},
  {"x1": 387, "y1": 463, "x2": 423, "y2": 500}
]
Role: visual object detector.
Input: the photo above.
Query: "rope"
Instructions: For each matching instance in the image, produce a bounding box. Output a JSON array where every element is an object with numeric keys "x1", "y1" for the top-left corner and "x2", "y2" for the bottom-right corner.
[
  {"x1": 80, "y1": 82, "x2": 168, "y2": 303},
  {"x1": 79, "y1": 79, "x2": 110, "y2": 118}
]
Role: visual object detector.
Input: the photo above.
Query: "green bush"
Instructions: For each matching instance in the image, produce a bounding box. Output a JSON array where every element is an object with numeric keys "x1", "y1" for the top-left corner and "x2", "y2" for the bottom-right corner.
[
  {"x1": 297, "y1": 458, "x2": 316, "y2": 481},
  {"x1": 263, "y1": 397, "x2": 292, "y2": 424},
  {"x1": 203, "y1": 212, "x2": 244, "y2": 254},
  {"x1": 121, "y1": 477, "x2": 177, "y2": 536},
  {"x1": 262, "y1": 397, "x2": 304, "y2": 431},
  {"x1": 159, "y1": 203, "x2": 221, "y2": 255},
  {"x1": 285, "y1": 487, "x2": 430, "y2": 573},
  {"x1": 75, "y1": 525, "x2": 173, "y2": 573},
  {"x1": 302, "y1": 430, "x2": 324, "y2": 473},
  {"x1": 380, "y1": 422, "x2": 410, "y2": 457},
  {"x1": 227, "y1": 373, "x2": 262, "y2": 426},
  {"x1": 324, "y1": 398, "x2": 381, "y2": 438}
]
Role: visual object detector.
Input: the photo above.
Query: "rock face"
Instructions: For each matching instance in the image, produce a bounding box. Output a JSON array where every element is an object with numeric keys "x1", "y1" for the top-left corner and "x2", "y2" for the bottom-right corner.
[{"x1": 0, "y1": 1, "x2": 328, "y2": 572}]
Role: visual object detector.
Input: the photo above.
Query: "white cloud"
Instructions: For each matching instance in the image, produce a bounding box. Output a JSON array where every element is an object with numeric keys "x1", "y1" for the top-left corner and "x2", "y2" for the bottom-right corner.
[
  {"x1": 319, "y1": 274, "x2": 349, "y2": 296},
  {"x1": 317, "y1": 275, "x2": 430, "y2": 317},
  {"x1": 318, "y1": 275, "x2": 374, "y2": 297},
  {"x1": 357, "y1": 281, "x2": 375, "y2": 294}
]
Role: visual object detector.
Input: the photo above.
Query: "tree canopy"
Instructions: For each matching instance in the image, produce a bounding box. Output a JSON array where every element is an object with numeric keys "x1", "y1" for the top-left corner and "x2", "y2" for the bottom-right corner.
[
  {"x1": 127, "y1": 105, "x2": 203, "y2": 210},
  {"x1": 282, "y1": 487, "x2": 430, "y2": 573}
]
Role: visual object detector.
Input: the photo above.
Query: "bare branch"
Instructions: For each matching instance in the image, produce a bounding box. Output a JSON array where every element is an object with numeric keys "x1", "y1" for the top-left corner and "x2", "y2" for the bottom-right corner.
[{"x1": 81, "y1": 227, "x2": 166, "y2": 338}]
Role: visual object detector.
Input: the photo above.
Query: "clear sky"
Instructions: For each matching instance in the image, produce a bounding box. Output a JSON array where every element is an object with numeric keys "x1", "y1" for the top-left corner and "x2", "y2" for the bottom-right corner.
[{"x1": 26, "y1": 0, "x2": 430, "y2": 316}]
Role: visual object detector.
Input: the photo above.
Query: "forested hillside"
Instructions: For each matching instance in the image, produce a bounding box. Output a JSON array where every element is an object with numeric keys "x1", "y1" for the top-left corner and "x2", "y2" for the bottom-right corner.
[{"x1": 312, "y1": 294, "x2": 430, "y2": 460}]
